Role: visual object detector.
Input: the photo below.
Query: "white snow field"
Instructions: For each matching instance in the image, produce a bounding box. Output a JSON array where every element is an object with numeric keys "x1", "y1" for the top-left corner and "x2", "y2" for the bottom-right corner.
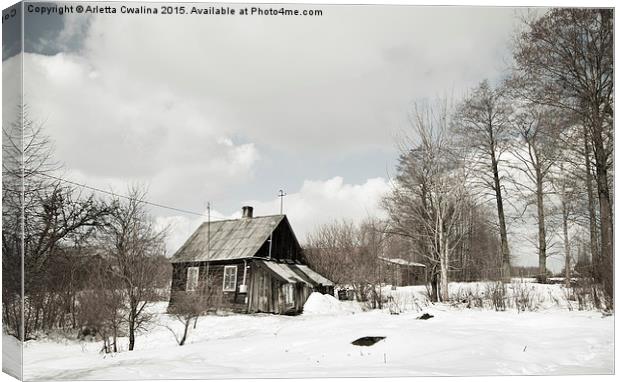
[
  {"x1": 2, "y1": 333, "x2": 21, "y2": 380},
  {"x1": 19, "y1": 284, "x2": 614, "y2": 380}
]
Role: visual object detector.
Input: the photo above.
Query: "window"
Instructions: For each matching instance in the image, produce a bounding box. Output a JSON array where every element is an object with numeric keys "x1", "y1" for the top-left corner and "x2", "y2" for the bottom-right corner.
[
  {"x1": 283, "y1": 284, "x2": 294, "y2": 305},
  {"x1": 223, "y1": 266, "x2": 237, "y2": 292},
  {"x1": 186, "y1": 267, "x2": 199, "y2": 292}
]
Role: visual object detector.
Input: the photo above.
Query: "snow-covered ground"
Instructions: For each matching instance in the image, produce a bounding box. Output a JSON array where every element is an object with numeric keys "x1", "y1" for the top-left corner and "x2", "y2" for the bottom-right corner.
[
  {"x1": 2, "y1": 333, "x2": 21, "y2": 380},
  {"x1": 16, "y1": 284, "x2": 615, "y2": 380}
]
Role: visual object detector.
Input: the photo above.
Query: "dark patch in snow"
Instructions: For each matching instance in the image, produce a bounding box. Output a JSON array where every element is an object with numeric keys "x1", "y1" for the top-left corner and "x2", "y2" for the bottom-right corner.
[
  {"x1": 351, "y1": 336, "x2": 386, "y2": 346},
  {"x1": 416, "y1": 313, "x2": 434, "y2": 320}
]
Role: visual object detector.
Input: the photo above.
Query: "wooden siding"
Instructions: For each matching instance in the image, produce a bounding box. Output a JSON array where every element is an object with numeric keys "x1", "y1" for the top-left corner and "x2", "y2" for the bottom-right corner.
[
  {"x1": 247, "y1": 261, "x2": 312, "y2": 314},
  {"x1": 382, "y1": 262, "x2": 427, "y2": 286},
  {"x1": 170, "y1": 259, "x2": 314, "y2": 314},
  {"x1": 169, "y1": 260, "x2": 250, "y2": 313},
  {"x1": 253, "y1": 219, "x2": 302, "y2": 262}
]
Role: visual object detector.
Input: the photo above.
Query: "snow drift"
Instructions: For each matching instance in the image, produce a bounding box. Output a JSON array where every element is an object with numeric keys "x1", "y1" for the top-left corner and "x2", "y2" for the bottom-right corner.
[{"x1": 303, "y1": 292, "x2": 361, "y2": 315}]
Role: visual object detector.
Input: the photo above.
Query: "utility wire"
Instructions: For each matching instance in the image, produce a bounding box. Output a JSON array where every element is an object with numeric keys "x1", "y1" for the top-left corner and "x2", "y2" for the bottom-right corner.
[{"x1": 39, "y1": 173, "x2": 206, "y2": 217}]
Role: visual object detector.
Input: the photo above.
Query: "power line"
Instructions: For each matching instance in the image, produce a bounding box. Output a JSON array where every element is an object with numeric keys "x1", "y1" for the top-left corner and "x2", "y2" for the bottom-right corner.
[{"x1": 39, "y1": 173, "x2": 206, "y2": 217}]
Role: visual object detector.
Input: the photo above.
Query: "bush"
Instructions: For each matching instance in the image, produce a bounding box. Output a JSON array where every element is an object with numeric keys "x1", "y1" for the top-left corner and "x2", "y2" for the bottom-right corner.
[
  {"x1": 511, "y1": 282, "x2": 536, "y2": 312},
  {"x1": 486, "y1": 282, "x2": 507, "y2": 311}
]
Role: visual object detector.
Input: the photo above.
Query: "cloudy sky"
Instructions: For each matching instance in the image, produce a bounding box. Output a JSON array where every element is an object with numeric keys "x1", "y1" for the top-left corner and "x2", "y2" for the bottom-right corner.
[{"x1": 4, "y1": 1, "x2": 555, "y2": 265}]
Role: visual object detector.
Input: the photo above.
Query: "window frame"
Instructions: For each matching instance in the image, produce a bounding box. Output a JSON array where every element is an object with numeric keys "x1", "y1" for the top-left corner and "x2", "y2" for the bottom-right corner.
[
  {"x1": 222, "y1": 265, "x2": 238, "y2": 292},
  {"x1": 186, "y1": 266, "x2": 199, "y2": 292}
]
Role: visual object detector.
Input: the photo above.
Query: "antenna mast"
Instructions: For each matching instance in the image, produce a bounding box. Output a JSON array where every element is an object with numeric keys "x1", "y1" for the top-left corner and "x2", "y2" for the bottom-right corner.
[
  {"x1": 205, "y1": 202, "x2": 211, "y2": 307},
  {"x1": 207, "y1": 202, "x2": 211, "y2": 255}
]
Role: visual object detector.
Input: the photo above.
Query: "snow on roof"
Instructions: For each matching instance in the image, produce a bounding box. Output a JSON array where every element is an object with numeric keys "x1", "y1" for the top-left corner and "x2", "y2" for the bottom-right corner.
[
  {"x1": 293, "y1": 265, "x2": 334, "y2": 286},
  {"x1": 379, "y1": 257, "x2": 426, "y2": 267},
  {"x1": 261, "y1": 261, "x2": 312, "y2": 285},
  {"x1": 171, "y1": 215, "x2": 285, "y2": 263},
  {"x1": 255, "y1": 261, "x2": 334, "y2": 287}
]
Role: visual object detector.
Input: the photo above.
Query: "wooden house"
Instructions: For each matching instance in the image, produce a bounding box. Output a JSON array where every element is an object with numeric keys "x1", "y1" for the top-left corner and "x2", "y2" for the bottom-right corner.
[
  {"x1": 168, "y1": 206, "x2": 334, "y2": 315},
  {"x1": 379, "y1": 257, "x2": 427, "y2": 286}
]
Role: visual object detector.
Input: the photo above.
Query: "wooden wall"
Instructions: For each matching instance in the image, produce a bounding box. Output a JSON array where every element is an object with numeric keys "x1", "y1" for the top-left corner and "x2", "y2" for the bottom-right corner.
[
  {"x1": 169, "y1": 260, "x2": 250, "y2": 313},
  {"x1": 170, "y1": 259, "x2": 314, "y2": 315},
  {"x1": 246, "y1": 262, "x2": 312, "y2": 315},
  {"x1": 382, "y1": 262, "x2": 427, "y2": 286},
  {"x1": 254, "y1": 218, "x2": 303, "y2": 262}
]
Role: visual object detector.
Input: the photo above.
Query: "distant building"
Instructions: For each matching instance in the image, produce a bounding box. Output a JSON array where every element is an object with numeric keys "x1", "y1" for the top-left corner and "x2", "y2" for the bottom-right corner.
[
  {"x1": 379, "y1": 257, "x2": 427, "y2": 286},
  {"x1": 168, "y1": 206, "x2": 334, "y2": 315}
]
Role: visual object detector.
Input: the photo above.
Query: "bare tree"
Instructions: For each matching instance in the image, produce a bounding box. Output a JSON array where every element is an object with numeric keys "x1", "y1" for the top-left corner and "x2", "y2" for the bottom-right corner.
[
  {"x1": 507, "y1": 104, "x2": 564, "y2": 282},
  {"x1": 99, "y1": 186, "x2": 168, "y2": 351},
  {"x1": 512, "y1": 9, "x2": 613, "y2": 304},
  {"x1": 550, "y1": 163, "x2": 580, "y2": 288},
  {"x1": 305, "y1": 218, "x2": 384, "y2": 304},
  {"x1": 2, "y1": 110, "x2": 109, "y2": 339},
  {"x1": 165, "y1": 293, "x2": 205, "y2": 346},
  {"x1": 384, "y1": 99, "x2": 470, "y2": 301},
  {"x1": 454, "y1": 81, "x2": 513, "y2": 282},
  {"x1": 78, "y1": 254, "x2": 126, "y2": 353},
  {"x1": 305, "y1": 220, "x2": 358, "y2": 287},
  {"x1": 358, "y1": 218, "x2": 388, "y2": 308}
]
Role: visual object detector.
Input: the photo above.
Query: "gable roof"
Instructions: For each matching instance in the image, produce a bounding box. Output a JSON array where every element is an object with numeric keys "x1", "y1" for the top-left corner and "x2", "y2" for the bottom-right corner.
[{"x1": 170, "y1": 215, "x2": 285, "y2": 263}]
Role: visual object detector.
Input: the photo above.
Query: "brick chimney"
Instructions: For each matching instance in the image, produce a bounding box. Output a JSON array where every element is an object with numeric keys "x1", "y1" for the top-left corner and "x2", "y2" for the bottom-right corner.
[{"x1": 242, "y1": 206, "x2": 253, "y2": 219}]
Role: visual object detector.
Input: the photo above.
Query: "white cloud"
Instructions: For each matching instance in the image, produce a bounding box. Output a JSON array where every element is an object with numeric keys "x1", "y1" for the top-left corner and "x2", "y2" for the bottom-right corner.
[
  {"x1": 248, "y1": 176, "x2": 391, "y2": 242},
  {"x1": 44, "y1": 6, "x2": 516, "y2": 155},
  {"x1": 22, "y1": 52, "x2": 261, "y2": 210},
  {"x1": 18, "y1": 6, "x2": 517, "y2": 214},
  {"x1": 161, "y1": 176, "x2": 390, "y2": 255},
  {"x1": 13, "y1": 5, "x2": 524, "y2": 264}
]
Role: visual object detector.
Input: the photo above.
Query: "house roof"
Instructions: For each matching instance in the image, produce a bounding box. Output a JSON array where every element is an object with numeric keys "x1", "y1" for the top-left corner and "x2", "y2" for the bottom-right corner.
[
  {"x1": 379, "y1": 257, "x2": 426, "y2": 267},
  {"x1": 293, "y1": 264, "x2": 334, "y2": 286},
  {"x1": 258, "y1": 260, "x2": 334, "y2": 287},
  {"x1": 262, "y1": 261, "x2": 312, "y2": 285},
  {"x1": 170, "y1": 215, "x2": 285, "y2": 263}
]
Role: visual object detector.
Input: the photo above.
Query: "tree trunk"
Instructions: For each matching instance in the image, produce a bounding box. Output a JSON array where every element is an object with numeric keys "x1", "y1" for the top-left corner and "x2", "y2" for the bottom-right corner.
[
  {"x1": 128, "y1": 308, "x2": 136, "y2": 351},
  {"x1": 102, "y1": 336, "x2": 110, "y2": 354},
  {"x1": 179, "y1": 319, "x2": 190, "y2": 346},
  {"x1": 563, "y1": 199, "x2": 571, "y2": 289},
  {"x1": 491, "y1": 151, "x2": 511, "y2": 282},
  {"x1": 112, "y1": 323, "x2": 118, "y2": 353},
  {"x1": 591, "y1": 116, "x2": 613, "y2": 307},
  {"x1": 430, "y1": 272, "x2": 439, "y2": 303},
  {"x1": 583, "y1": 129, "x2": 599, "y2": 281},
  {"x1": 128, "y1": 328, "x2": 135, "y2": 351},
  {"x1": 536, "y1": 167, "x2": 547, "y2": 283},
  {"x1": 440, "y1": 246, "x2": 449, "y2": 302}
]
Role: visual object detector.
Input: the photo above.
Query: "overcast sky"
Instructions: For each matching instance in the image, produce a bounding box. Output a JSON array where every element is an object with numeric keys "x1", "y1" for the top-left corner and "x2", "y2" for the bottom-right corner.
[{"x1": 3, "y1": 1, "x2": 563, "y2": 267}]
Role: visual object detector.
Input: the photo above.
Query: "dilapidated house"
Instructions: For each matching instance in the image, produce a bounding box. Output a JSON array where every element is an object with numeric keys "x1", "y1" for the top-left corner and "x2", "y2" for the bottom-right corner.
[
  {"x1": 169, "y1": 206, "x2": 334, "y2": 315},
  {"x1": 379, "y1": 257, "x2": 427, "y2": 286}
]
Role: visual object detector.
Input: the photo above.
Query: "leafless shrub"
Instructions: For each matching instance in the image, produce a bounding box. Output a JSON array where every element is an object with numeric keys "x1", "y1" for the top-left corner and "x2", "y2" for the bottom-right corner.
[
  {"x1": 165, "y1": 293, "x2": 206, "y2": 346},
  {"x1": 571, "y1": 278, "x2": 607, "y2": 311},
  {"x1": 305, "y1": 218, "x2": 388, "y2": 309},
  {"x1": 98, "y1": 186, "x2": 168, "y2": 351},
  {"x1": 77, "y1": 288, "x2": 126, "y2": 353},
  {"x1": 486, "y1": 282, "x2": 507, "y2": 311},
  {"x1": 386, "y1": 290, "x2": 426, "y2": 314},
  {"x1": 462, "y1": 285, "x2": 485, "y2": 309},
  {"x1": 76, "y1": 255, "x2": 127, "y2": 353},
  {"x1": 511, "y1": 282, "x2": 536, "y2": 312}
]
